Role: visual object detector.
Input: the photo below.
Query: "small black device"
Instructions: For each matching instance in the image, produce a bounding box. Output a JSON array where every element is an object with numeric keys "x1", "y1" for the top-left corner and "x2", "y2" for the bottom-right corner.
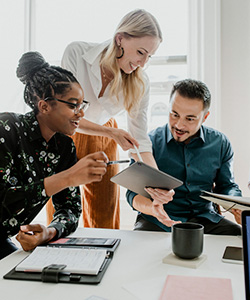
[{"x1": 222, "y1": 246, "x2": 243, "y2": 264}]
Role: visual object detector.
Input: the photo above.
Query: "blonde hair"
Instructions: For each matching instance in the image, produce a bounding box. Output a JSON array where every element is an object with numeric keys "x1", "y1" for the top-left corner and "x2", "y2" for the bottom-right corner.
[{"x1": 100, "y1": 9, "x2": 162, "y2": 116}]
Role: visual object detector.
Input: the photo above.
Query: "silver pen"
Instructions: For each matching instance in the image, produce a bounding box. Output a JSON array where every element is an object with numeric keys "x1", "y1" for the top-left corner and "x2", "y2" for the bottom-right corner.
[
  {"x1": 107, "y1": 159, "x2": 130, "y2": 165},
  {"x1": 133, "y1": 144, "x2": 143, "y2": 162}
]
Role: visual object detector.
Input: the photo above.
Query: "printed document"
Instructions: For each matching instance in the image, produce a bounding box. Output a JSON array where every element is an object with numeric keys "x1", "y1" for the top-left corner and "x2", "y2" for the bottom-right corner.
[
  {"x1": 200, "y1": 191, "x2": 250, "y2": 210},
  {"x1": 15, "y1": 247, "x2": 107, "y2": 275}
]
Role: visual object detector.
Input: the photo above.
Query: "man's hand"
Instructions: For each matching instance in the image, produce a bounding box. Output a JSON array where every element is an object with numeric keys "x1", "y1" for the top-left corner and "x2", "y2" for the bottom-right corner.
[
  {"x1": 145, "y1": 188, "x2": 175, "y2": 205},
  {"x1": 145, "y1": 188, "x2": 181, "y2": 227},
  {"x1": 16, "y1": 224, "x2": 57, "y2": 251},
  {"x1": 151, "y1": 202, "x2": 182, "y2": 227},
  {"x1": 231, "y1": 208, "x2": 242, "y2": 225}
]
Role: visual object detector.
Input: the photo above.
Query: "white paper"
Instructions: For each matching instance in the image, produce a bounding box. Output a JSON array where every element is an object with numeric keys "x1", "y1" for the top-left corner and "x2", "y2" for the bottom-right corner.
[
  {"x1": 201, "y1": 191, "x2": 250, "y2": 210},
  {"x1": 123, "y1": 276, "x2": 165, "y2": 300},
  {"x1": 15, "y1": 247, "x2": 107, "y2": 275}
]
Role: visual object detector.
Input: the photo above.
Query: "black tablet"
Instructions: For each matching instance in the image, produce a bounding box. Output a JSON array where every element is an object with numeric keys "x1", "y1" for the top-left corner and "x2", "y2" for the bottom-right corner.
[
  {"x1": 110, "y1": 161, "x2": 183, "y2": 198},
  {"x1": 48, "y1": 237, "x2": 118, "y2": 248}
]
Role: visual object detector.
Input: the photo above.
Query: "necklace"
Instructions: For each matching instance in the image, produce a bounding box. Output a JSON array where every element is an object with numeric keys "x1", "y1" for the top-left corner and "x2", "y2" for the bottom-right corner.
[{"x1": 101, "y1": 65, "x2": 113, "y2": 83}]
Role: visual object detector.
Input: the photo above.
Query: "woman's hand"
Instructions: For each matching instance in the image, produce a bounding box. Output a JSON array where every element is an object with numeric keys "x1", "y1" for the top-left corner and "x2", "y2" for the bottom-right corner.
[
  {"x1": 75, "y1": 118, "x2": 139, "y2": 151},
  {"x1": 67, "y1": 151, "x2": 109, "y2": 186},
  {"x1": 44, "y1": 151, "x2": 108, "y2": 197},
  {"x1": 109, "y1": 127, "x2": 139, "y2": 151},
  {"x1": 16, "y1": 224, "x2": 57, "y2": 251}
]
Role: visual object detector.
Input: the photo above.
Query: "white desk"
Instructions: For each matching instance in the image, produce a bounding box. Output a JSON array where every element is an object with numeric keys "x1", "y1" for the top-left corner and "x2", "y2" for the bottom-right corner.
[{"x1": 0, "y1": 228, "x2": 244, "y2": 300}]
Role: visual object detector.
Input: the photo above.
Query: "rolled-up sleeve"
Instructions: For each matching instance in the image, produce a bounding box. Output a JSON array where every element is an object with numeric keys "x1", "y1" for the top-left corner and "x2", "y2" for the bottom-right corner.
[{"x1": 127, "y1": 73, "x2": 152, "y2": 154}]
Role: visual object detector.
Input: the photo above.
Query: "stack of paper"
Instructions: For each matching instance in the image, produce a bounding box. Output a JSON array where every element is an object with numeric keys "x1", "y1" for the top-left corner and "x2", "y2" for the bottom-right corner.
[{"x1": 200, "y1": 191, "x2": 250, "y2": 211}]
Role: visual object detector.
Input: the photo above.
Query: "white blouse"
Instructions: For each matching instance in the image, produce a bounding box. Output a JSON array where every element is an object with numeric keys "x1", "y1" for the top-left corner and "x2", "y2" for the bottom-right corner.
[{"x1": 61, "y1": 40, "x2": 152, "y2": 153}]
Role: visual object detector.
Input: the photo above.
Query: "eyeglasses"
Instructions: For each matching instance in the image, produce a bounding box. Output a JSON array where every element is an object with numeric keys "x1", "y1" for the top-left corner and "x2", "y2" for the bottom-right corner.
[{"x1": 44, "y1": 97, "x2": 90, "y2": 114}]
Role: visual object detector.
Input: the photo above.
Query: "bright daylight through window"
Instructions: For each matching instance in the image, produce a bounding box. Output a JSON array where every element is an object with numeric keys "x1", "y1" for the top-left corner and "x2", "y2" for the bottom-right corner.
[{"x1": 0, "y1": 0, "x2": 188, "y2": 228}]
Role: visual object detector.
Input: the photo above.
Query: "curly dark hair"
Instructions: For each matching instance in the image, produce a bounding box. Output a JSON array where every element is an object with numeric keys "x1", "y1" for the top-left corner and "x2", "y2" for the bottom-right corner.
[
  {"x1": 16, "y1": 51, "x2": 78, "y2": 114},
  {"x1": 170, "y1": 79, "x2": 211, "y2": 112}
]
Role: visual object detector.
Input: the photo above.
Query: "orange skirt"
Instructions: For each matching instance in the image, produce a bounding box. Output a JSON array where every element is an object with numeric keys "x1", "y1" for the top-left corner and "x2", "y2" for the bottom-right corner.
[{"x1": 46, "y1": 118, "x2": 120, "y2": 229}]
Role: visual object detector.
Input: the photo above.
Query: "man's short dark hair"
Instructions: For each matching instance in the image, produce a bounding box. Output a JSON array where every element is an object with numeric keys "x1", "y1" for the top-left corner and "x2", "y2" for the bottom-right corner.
[{"x1": 170, "y1": 79, "x2": 211, "y2": 112}]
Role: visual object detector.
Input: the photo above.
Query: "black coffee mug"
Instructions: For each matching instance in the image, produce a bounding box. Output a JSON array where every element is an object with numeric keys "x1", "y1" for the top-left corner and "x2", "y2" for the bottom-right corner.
[{"x1": 172, "y1": 222, "x2": 204, "y2": 259}]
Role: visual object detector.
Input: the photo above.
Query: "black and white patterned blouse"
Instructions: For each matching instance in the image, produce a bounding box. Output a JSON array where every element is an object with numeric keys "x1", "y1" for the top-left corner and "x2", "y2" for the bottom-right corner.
[{"x1": 0, "y1": 111, "x2": 81, "y2": 238}]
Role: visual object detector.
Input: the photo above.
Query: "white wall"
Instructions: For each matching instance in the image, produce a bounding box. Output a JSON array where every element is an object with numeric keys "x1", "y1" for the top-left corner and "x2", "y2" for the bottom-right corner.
[
  {"x1": 189, "y1": 0, "x2": 250, "y2": 196},
  {"x1": 221, "y1": 0, "x2": 250, "y2": 195}
]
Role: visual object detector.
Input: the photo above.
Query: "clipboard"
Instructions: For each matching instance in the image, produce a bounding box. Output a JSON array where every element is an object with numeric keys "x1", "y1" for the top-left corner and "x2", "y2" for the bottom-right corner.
[
  {"x1": 3, "y1": 238, "x2": 121, "y2": 284},
  {"x1": 110, "y1": 161, "x2": 183, "y2": 198}
]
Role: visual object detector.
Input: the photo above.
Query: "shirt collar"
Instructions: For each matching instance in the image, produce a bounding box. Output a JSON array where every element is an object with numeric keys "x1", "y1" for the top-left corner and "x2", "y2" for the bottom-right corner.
[
  {"x1": 24, "y1": 111, "x2": 42, "y2": 142},
  {"x1": 166, "y1": 124, "x2": 174, "y2": 144},
  {"x1": 166, "y1": 124, "x2": 205, "y2": 144},
  {"x1": 199, "y1": 126, "x2": 205, "y2": 142},
  {"x1": 82, "y1": 40, "x2": 111, "y2": 81},
  {"x1": 82, "y1": 40, "x2": 111, "y2": 65}
]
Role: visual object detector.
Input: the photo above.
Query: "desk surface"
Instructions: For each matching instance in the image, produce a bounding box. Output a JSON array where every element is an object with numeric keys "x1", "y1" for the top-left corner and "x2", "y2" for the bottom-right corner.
[{"x1": 0, "y1": 228, "x2": 244, "y2": 300}]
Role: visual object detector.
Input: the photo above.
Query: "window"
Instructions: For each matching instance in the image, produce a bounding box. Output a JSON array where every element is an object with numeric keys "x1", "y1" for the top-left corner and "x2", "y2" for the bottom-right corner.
[
  {"x1": 0, "y1": 0, "x2": 26, "y2": 113},
  {"x1": 0, "y1": 0, "x2": 188, "y2": 229},
  {"x1": 33, "y1": 0, "x2": 188, "y2": 131}
]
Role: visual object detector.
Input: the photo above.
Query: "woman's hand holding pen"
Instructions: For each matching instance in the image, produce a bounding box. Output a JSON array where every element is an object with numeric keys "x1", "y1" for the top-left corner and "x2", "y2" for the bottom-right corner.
[
  {"x1": 67, "y1": 151, "x2": 109, "y2": 186},
  {"x1": 44, "y1": 152, "x2": 109, "y2": 197},
  {"x1": 108, "y1": 127, "x2": 139, "y2": 151}
]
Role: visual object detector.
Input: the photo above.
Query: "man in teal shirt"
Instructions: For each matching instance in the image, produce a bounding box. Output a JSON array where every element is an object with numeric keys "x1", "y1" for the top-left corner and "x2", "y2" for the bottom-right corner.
[{"x1": 126, "y1": 79, "x2": 241, "y2": 235}]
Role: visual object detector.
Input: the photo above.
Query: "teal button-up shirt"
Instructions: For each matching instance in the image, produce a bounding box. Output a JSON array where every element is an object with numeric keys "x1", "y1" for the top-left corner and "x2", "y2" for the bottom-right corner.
[{"x1": 126, "y1": 124, "x2": 241, "y2": 232}]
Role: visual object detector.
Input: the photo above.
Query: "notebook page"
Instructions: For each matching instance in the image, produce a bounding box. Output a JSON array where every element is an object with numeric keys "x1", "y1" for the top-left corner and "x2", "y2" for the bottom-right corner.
[{"x1": 15, "y1": 247, "x2": 107, "y2": 275}]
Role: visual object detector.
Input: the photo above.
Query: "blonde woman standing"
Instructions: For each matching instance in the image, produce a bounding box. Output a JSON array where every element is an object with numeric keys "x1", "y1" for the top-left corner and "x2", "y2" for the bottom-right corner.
[{"x1": 46, "y1": 9, "x2": 162, "y2": 229}]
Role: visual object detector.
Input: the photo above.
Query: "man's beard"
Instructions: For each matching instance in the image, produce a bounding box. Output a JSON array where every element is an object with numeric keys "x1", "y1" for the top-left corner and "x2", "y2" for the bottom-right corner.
[
  {"x1": 172, "y1": 126, "x2": 199, "y2": 144},
  {"x1": 172, "y1": 126, "x2": 191, "y2": 143}
]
